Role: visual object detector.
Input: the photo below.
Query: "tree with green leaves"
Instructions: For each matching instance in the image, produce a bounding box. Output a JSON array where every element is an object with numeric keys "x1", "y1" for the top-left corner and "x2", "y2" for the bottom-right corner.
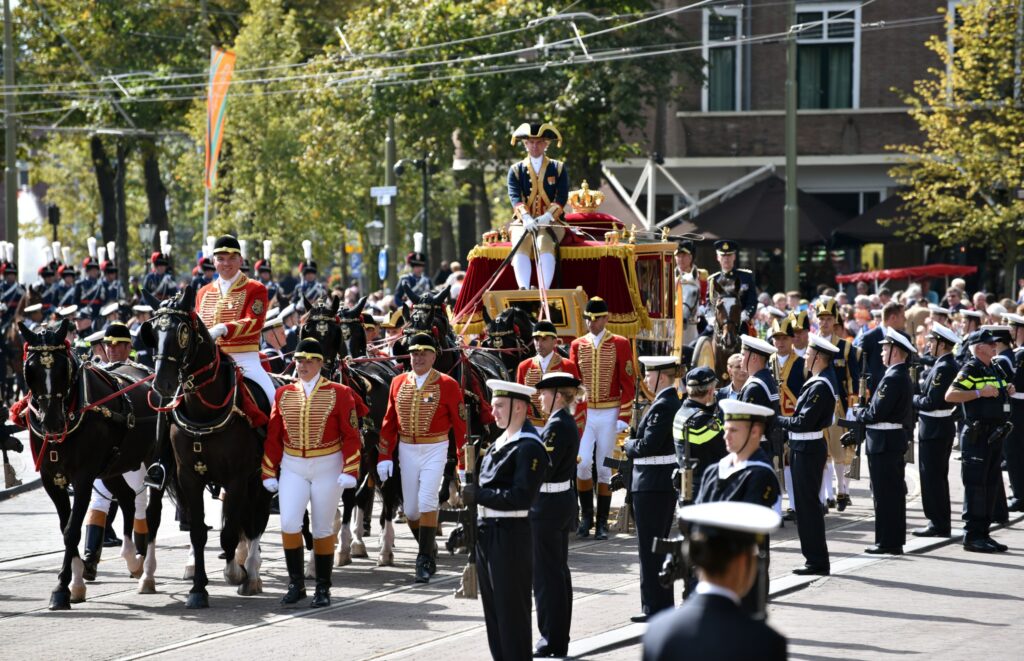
[{"x1": 889, "y1": 0, "x2": 1024, "y2": 295}]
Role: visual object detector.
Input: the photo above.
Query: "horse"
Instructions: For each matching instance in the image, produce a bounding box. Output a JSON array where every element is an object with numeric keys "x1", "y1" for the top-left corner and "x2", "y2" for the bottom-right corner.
[
  {"x1": 711, "y1": 279, "x2": 743, "y2": 381},
  {"x1": 298, "y1": 294, "x2": 402, "y2": 568},
  {"x1": 1, "y1": 287, "x2": 42, "y2": 404},
  {"x1": 479, "y1": 306, "x2": 535, "y2": 375},
  {"x1": 678, "y1": 272, "x2": 701, "y2": 347},
  {"x1": 17, "y1": 319, "x2": 166, "y2": 610},
  {"x1": 140, "y1": 286, "x2": 272, "y2": 608}
]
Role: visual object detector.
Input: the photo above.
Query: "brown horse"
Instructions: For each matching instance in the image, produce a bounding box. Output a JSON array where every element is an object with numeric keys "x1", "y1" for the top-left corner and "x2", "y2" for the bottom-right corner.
[{"x1": 712, "y1": 280, "x2": 744, "y2": 382}]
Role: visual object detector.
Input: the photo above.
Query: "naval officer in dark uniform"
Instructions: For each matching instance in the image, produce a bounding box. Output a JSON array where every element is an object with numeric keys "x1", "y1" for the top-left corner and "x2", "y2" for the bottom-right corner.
[
  {"x1": 1004, "y1": 313, "x2": 1024, "y2": 512},
  {"x1": 853, "y1": 327, "x2": 915, "y2": 554},
  {"x1": 462, "y1": 379, "x2": 549, "y2": 661},
  {"x1": 707, "y1": 240, "x2": 758, "y2": 327},
  {"x1": 642, "y1": 502, "x2": 786, "y2": 661},
  {"x1": 624, "y1": 356, "x2": 684, "y2": 623},
  {"x1": 530, "y1": 372, "x2": 584, "y2": 658},
  {"x1": 775, "y1": 334, "x2": 840, "y2": 575},
  {"x1": 913, "y1": 323, "x2": 962, "y2": 537}
]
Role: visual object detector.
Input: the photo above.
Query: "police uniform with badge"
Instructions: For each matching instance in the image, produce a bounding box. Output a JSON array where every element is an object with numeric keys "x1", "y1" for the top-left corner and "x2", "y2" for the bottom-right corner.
[
  {"x1": 945, "y1": 329, "x2": 1013, "y2": 553},
  {"x1": 624, "y1": 357, "x2": 684, "y2": 621},
  {"x1": 1004, "y1": 313, "x2": 1024, "y2": 512},
  {"x1": 853, "y1": 328, "x2": 915, "y2": 554},
  {"x1": 507, "y1": 122, "x2": 570, "y2": 291},
  {"x1": 912, "y1": 324, "x2": 962, "y2": 537},
  {"x1": 674, "y1": 367, "x2": 727, "y2": 500},
  {"x1": 642, "y1": 502, "x2": 787, "y2": 661},
  {"x1": 462, "y1": 380, "x2": 549, "y2": 661},
  {"x1": 707, "y1": 240, "x2": 758, "y2": 327},
  {"x1": 530, "y1": 372, "x2": 583, "y2": 658},
  {"x1": 775, "y1": 334, "x2": 840, "y2": 575}
]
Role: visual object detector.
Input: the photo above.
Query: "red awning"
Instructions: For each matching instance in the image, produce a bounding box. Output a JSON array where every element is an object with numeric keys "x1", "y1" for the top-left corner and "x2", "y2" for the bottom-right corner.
[{"x1": 835, "y1": 264, "x2": 977, "y2": 284}]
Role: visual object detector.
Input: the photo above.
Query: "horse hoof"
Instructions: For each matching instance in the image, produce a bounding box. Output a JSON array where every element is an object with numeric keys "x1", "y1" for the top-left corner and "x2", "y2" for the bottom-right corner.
[
  {"x1": 351, "y1": 541, "x2": 368, "y2": 558},
  {"x1": 377, "y1": 553, "x2": 394, "y2": 567},
  {"x1": 139, "y1": 578, "x2": 157, "y2": 594},
  {"x1": 182, "y1": 566, "x2": 195, "y2": 580},
  {"x1": 49, "y1": 591, "x2": 72, "y2": 611},
  {"x1": 70, "y1": 585, "x2": 86, "y2": 604},
  {"x1": 129, "y1": 567, "x2": 144, "y2": 580},
  {"x1": 237, "y1": 578, "x2": 262, "y2": 596},
  {"x1": 335, "y1": 551, "x2": 351, "y2": 567},
  {"x1": 224, "y1": 564, "x2": 248, "y2": 586},
  {"x1": 186, "y1": 591, "x2": 209, "y2": 609}
]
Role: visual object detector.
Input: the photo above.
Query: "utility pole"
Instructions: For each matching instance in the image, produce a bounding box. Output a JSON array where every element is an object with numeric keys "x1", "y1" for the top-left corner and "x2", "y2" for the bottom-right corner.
[
  {"x1": 784, "y1": 0, "x2": 799, "y2": 291},
  {"x1": 384, "y1": 117, "x2": 398, "y2": 290},
  {"x1": 3, "y1": 0, "x2": 17, "y2": 247},
  {"x1": 420, "y1": 151, "x2": 430, "y2": 271}
]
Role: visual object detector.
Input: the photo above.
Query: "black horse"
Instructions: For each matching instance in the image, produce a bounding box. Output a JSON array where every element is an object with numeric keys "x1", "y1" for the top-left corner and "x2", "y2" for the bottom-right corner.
[
  {"x1": 479, "y1": 306, "x2": 535, "y2": 375},
  {"x1": 299, "y1": 294, "x2": 402, "y2": 566},
  {"x1": 141, "y1": 286, "x2": 272, "y2": 608},
  {"x1": 18, "y1": 320, "x2": 164, "y2": 610}
]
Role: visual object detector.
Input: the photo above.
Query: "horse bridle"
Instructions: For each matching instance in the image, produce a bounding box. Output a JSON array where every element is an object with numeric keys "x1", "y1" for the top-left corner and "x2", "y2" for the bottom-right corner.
[
  {"x1": 304, "y1": 310, "x2": 344, "y2": 376},
  {"x1": 151, "y1": 308, "x2": 220, "y2": 394},
  {"x1": 24, "y1": 341, "x2": 80, "y2": 417}
]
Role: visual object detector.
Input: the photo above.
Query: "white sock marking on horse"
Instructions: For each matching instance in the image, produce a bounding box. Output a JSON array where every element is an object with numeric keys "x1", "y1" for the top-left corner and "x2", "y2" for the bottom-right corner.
[
  {"x1": 238, "y1": 535, "x2": 262, "y2": 595},
  {"x1": 121, "y1": 537, "x2": 143, "y2": 578},
  {"x1": 70, "y1": 557, "x2": 86, "y2": 603},
  {"x1": 139, "y1": 542, "x2": 157, "y2": 594},
  {"x1": 182, "y1": 543, "x2": 195, "y2": 580},
  {"x1": 377, "y1": 519, "x2": 395, "y2": 567}
]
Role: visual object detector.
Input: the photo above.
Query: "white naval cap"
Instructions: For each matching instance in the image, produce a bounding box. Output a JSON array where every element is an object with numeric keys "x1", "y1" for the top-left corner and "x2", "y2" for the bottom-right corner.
[
  {"x1": 265, "y1": 307, "x2": 280, "y2": 321},
  {"x1": 808, "y1": 333, "x2": 841, "y2": 356},
  {"x1": 929, "y1": 323, "x2": 961, "y2": 346},
  {"x1": 639, "y1": 355, "x2": 679, "y2": 372},
  {"x1": 879, "y1": 327, "x2": 917, "y2": 355},
  {"x1": 986, "y1": 303, "x2": 1008, "y2": 317},
  {"x1": 960, "y1": 308, "x2": 983, "y2": 319},
  {"x1": 24, "y1": 303, "x2": 43, "y2": 314},
  {"x1": 132, "y1": 304, "x2": 154, "y2": 314},
  {"x1": 100, "y1": 301, "x2": 120, "y2": 316},
  {"x1": 740, "y1": 334, "x2": 777, "y2": 357},
  {"x1": 765, "y1": 306, "x2": 788, "y2": 319},
  {"x1": 718, "y1": 399, "x2": 775, "y2": 422},
  {"x1": 486, "y1": 379, "x2": 536, "y2": 402},
  {"x1": 678, "y1": 501, "x2": 782, "y2": 537},
  {"x1": 262, "y1": 315, "x2": 284, "y2": 330},
  {"x1": 280, "y1": 304, "x2": 297, "y2": 318},
  {"x1": 1003, "y1": 313, "x2": 1024, "y2": 327},
  {"x1": 84, "y1": 329, "x2": 106, "y2": 343},
  {"x1": 57, "y1": 304, "x2": 79, "y2": 317},
  {"x1": 928, "y1": 304, "x2": 951, "y2": 315}
]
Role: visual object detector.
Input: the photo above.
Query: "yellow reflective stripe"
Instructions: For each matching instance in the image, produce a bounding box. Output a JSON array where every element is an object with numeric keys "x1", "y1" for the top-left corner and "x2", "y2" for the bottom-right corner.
[{"x1": 687, "y1": 427, "x2": 721, "y2": 445}]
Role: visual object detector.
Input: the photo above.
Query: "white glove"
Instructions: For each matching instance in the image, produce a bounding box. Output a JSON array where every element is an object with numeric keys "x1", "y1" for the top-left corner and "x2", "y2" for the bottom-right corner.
[
  {"x1": 522, "y1": 216, "x2": 538, "y2": 233},
  {"x1": 458, "y1": 469, "x2": 467, "y2": 485},
  {"x1": 536, "y1": 212, "x2": 554, "y2": 226},
  {"x1": 262, "y1": 478, "x2": 279, "y2": 493},
  {"x1": 209, "y1": 324, "x2": 228, "y2": 339},
  {"x1": 377, "y1": 459, "x2": 394, "y2": 482},
  {"x1": 616, "y1": 420, "x2": 630, "y2": 433},
  {"x1": 740, "y1": 311, "x2": 750, "y2": 324},
  {"x1": 337, "y1": 473, "x2": 357, "y2": 490}
]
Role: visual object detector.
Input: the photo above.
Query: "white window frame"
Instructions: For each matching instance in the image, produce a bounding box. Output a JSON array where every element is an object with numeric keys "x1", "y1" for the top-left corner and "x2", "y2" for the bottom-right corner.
[
  {"x1": 701, "y1": 5, "x2": 743, "y2": 112},
  {"x1": 794, "y1": 2, "x2": 861, "y2": 109}
]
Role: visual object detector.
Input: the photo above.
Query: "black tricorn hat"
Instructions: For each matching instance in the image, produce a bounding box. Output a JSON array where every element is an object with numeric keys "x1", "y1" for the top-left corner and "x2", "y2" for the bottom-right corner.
[{"x1": 510, "y1": 122, "x2": 563, "y2": 148}]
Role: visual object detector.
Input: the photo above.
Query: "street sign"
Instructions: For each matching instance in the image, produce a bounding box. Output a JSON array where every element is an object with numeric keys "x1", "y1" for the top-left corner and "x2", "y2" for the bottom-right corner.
[
  {"x1": 376, "y1": 196, "x2": 392, "y2": 206},
  {"x1": 378, "y1": 247, "x2": 388, "y2": 281},
  {"x1": 370, "y1": 186, "x2": 397, "y2": 197}
]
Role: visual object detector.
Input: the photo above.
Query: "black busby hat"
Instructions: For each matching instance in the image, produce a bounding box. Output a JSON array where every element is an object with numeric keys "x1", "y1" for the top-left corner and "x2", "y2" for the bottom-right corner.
[
  {"x1": 102, "y1": 259, "x2": 118, "y2": 274},
  {"x1": 294, "y1": 337, "x2": 325, "y2": 361},
  {"x1": 104, "y1": 322, "x2": 132, "y2": 345},
  {"x1": 200, "y1": 256, "x2": 215, "y2": 272},
  {"x1": 510, "y1": 122, "x2": 563, "y2": 148},
  {"x1": 674, "y1": 240, "x2": 695, "y2": 256},
  {"x1": 212, "y1": 235, "x2": 242, "y2": 255},
  {"x1": 38, "y1": 263, "x2": 55, "y2": 277},
  {"x1": 686, "y1": 366, "x2": 718, "y2": 388},
  {"x1": 714, "y1": 240, "x2": 739, "y2": 254},
  {"x1": 151, "y1": 251, "x2": 168, "y2": 266},
  {"x1": 81, "y1": 256, "x2": 100, "y2": 271},
  {"x1": 406, "y1": 252, "x2": 426, "y2": 267},
  {"x1": 532, "y1": 320, "x2": 558, "y2": 337},
  {"x1": 583, "y1": 296, "x2": 609, "y2": 319},
  {"x1": 254, "y1": 259, "x2": 271, "y2": 273},
  {"x1": 58, "y1": 263, "x2": 77, "y2": 279},
  {"x1": 407, "y1": 332, "x2": 437, "y2": 353}
]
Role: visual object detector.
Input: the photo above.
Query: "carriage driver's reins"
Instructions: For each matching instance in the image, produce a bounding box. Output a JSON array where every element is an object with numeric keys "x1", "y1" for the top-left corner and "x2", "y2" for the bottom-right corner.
[{"x1": 147, "y1": 308, "x2": 236, "y2": 414}]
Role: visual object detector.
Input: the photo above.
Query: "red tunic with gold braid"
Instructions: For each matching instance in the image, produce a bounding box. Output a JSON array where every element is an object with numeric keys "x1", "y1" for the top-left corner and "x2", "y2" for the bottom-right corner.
[
  {"x1": 515, "y1": 352, "x2": 587, "y2": 431},
  {"x1": 196, "y1": 275, "x2": 268, "y2": 353},
  {"x1": 261, "y1": 377, "x2": 368, "y2": 480},
  {"x1": 379, "y1": 368, "x2": 467, "y2": 462},
  {"x1": 569, "y1": 333, "x2": 635, "y2": 423}
]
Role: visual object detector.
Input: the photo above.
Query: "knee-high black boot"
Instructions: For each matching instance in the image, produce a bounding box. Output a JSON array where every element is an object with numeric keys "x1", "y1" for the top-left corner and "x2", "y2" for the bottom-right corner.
[
  {"x1": 310, "y1": 553, "x2": 333, "y2": 608},
  {"x1": 577, "y1": 490, "x2": 594, "y2": 538},
  {"x1": 280, "y1": 547, "x2": 307, "y2": 605},
  {"x1": 595, "y1": 494, "x2": 612, "y2": 541},
  {"x1": 415, "y1": 527, "x2": 437, "y2": 583},
  {"x1": 82, "y1": 524, "x2": 104, "y2": 581}
]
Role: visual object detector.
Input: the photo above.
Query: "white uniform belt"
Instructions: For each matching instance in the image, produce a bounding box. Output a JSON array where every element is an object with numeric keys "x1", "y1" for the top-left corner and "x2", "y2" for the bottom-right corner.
[
  {"x1": 789, "y1": 431, "x2": 822, "y2": 440},
  {"x1": 633, "y1": 454, "x2": 677, "y2": 466},
  {"x1": 539, "y1": 480, "x2": 571, "y2": 493},
  {"x1": 920, "y1": 409, "x2": 955, "y2": 418},
  {"x1": 479, "y1": 507, "x2": 529, "y2": 518},
  {"x1": 1011, "y1": 393, "x2": 1024, "y2": 400},
  {"x1": 867, "y1": 422, "x2": 903, "y2": 430}
]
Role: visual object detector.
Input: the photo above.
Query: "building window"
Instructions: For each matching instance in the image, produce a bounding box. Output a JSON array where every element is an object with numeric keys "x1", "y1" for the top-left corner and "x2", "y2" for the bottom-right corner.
[
  {"x1": 796, "y1": 4, "x2": 860, "y2": 109},
  {"x1": 702, "y1": 7, "x2": 742, "y2": 112}
]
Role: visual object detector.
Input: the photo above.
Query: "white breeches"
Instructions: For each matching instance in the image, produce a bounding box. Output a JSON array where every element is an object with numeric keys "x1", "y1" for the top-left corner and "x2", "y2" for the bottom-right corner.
[
  {"x1": 278, "y1": 453, "x2": 343, "y2": 538},
  {"x1": 398, "y1": 441, "x2": 449, "y2": 520},
  {"x1": 90, "y1": 464, "x2": 147, "y2": 520},
  {"x1": 577, "y1": 407, "x2": 621, "y2": 483},
  {"x1": 227, "y1": 351, "x2": 277, "y2": 403}
]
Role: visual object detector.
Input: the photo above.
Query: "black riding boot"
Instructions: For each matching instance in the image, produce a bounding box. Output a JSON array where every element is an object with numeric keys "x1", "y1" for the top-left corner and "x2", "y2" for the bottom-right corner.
[
  {"x1": 280, "y1": 547, "x2": 307, "y2": 605},
  {"x1": 577, "y1": 489, "x2": 594, "y2": 539},
  {"x1": 82, "y1": 524, "x2": 104, "y2": 582},
  {"x1": 595, "y1": 494, "x2": 611, "y2": 540},
  {"x1": 415, "y1": 526, "x2": 437, "y2": 583},
  {"x1": 104, "y1": 503, "x2": 121, "y2": 547},
  {"x1": 310, "y1": 554, "x2": 333, "y2": 608}
]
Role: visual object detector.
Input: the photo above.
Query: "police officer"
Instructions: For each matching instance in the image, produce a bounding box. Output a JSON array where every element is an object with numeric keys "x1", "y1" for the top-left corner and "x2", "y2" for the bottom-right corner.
[
  {"x1": 775, "y1": 334, "x2": 840, "y2": 575},
  {"x1": 913, "y1": 324, "x2": 962, "y2": 537},
  {"x1": 530, "y1": 372, "x2": 583, "y2": 658},
  {"x1": 697, "y1": 399, "x2": 782, "y2": 619},
  {"x1": 641, "y1": 502, "x2": 787, "y2": 661},
  {"x1": 625, "y1": 356, "x2": 684, "y2": 622},
  {"x1": 945, "y1": 329, "x2": 1014, "y2": 553},
  {"x1": 852, "y1": 328, "x2": 914, "y2": 554},
  {"x1": 507, "y1": 122, "x2": 570, "y2": 291},
  {"x1": 393, "y1": 235, "x2": 432, "y2": 309},
  {"x1": 261, "y1": 338, "x2": 366, "y2": 607},
  {"x1": 461, "y1": 379, "x2": 548, "y2": 661},
  {"x1": 673, "y1": 366, "x2": 727, "y2": 502},
  {"x1": 1004, "y1": 313, "x2": 1024, "y2": 512},
  {"x1": 707, "y1": 240, "x2": 757, "y2": 328}
]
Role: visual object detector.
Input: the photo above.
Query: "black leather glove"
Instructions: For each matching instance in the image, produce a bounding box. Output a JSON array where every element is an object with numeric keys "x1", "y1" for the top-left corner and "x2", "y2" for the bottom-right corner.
[
  {"x1": 461, "y1": 483, "x2": 477, "y2": 507},
  {"x1": 610, "y1": 473, "x2": 625, "y2": 492}
]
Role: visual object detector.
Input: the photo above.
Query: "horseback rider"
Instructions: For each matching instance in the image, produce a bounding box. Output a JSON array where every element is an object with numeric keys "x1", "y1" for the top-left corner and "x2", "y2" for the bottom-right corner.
[
  {"x1": 254, "y1": 240, "x2": 280, "y2": 307},
  {"x1": 507, "y1": 121, "x2": 570, "y2": 291},
  {"x1": 101, "y1": 243, "x2": 125, "y2": 304},
  {"x1": 378, "y1": 332, "x2": 468, "y2": 583},
  {"x1": 292, "y1": 240, "x2": 326, "y2": 308},
  {"x1": 196, "y1": 235, "x2": 275, "y2": 405},
  {"x1": 142, "y1": 250, "x2": 177, "y2": 300},
  {"x1": 0, "y1": 248, "x2": 24, "y2": 330},
  {"x1": 261, "y1": 337, "x2": 366, "y2": 608},
  {"x1": 674, "y1": 240, "x2": 709, "y2": 305},
  {"x1": 76, "y1": 250, "x2": 106, "y2": 320},
  {"x1": 707, "y1": 240, "x2": 758, "y2": 332},
  {"x1": 393, "y1": 234, "x2": 432, "y2": 309}
]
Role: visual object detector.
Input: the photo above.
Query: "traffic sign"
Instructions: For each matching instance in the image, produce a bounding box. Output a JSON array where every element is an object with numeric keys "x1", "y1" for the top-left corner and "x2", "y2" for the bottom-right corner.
[
  {"x1": 370, "y1": 186, "x2": 397, "y2": 197},
  {"x1": 378, "y1": 247, "x2": 388, "y2": 281}
]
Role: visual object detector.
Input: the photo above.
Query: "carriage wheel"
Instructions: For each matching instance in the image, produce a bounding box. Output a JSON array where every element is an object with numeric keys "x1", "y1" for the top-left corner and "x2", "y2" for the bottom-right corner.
[{"x1": 692, "y1": 335, "x2": 716, "y2": 372}]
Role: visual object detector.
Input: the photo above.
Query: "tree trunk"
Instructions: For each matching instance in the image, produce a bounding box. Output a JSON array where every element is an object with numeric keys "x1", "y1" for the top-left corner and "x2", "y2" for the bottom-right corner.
[
  {"x1": 140, "y1": 139, "x2": 168, "y2": 255},
  {"x1": 115, "y1": 140, "x2": 132, "y2": 294},
  {"x1": 457, "y1": 170, "x2": 476, "y2": 262},
  {"x1": 1004, "y1": 233, "x2": 1020, "y2": 300},
  {"x1": 439, "y1": 214, "x2": 455, "y2": 265},
  {"x1": 90, "y1": 137, "x2": 117, "y2": 244},
  {"x1": 473, "y1": 168, "x2": 493, "y2": 240}
]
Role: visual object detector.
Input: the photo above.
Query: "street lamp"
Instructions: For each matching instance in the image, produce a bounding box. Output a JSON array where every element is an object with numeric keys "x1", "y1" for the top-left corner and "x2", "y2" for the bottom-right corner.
[
  {"x1": 394, "y1": 152, "x2": 433, "y2": 270},
  {"x1": 366, "y1": 218, "x2": 384, "y2": 291},
  {"x1": 138, "y1": 219, "x2": 156, "y2": 271}
]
